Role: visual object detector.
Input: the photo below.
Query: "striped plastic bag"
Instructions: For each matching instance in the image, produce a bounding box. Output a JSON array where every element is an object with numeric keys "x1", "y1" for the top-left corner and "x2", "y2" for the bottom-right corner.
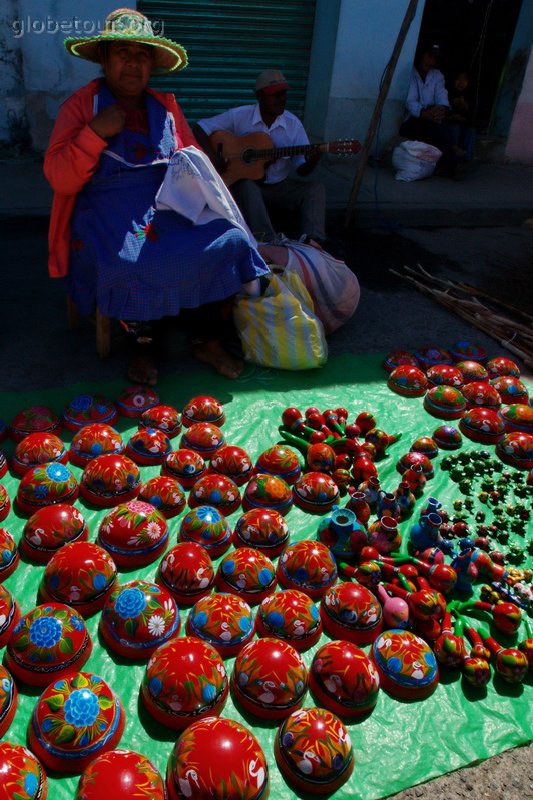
[{"x1": 233, "y1": 271, "x2": 328, "y2": 370}]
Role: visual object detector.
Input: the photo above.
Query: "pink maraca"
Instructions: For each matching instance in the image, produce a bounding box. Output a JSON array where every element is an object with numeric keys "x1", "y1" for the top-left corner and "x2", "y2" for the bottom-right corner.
[{"x1": 375, "y1": 583, "x2": 410, "y2": 629}]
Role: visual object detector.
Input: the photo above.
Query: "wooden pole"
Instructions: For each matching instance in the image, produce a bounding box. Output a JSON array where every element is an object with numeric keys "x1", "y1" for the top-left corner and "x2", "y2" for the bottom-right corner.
[{"x1": 344, "y1": 0, "x2": 419, "y2": 228}]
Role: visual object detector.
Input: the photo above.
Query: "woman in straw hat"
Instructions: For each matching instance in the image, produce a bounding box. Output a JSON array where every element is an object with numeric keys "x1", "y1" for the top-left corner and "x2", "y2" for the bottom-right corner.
[{"x1": 45, "y1": 8, "x2": 269, "y2": 383}]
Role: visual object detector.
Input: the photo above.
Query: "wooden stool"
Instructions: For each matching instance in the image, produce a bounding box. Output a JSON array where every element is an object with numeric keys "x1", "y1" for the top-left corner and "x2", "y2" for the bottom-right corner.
[{"x1": 67, "y1": 297, "x2": 112, "y2": 359}]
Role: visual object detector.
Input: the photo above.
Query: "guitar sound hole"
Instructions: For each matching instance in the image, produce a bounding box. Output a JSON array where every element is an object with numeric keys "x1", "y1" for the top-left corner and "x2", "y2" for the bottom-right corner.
[{"x1": 241, "y1": 148, "x2": 257, "y2": 164}]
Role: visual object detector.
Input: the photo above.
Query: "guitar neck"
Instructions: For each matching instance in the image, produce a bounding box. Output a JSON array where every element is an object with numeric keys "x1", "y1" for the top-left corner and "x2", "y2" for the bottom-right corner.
[{"x1": 254, "y1": 143, "x2": 327, "y2": 160}]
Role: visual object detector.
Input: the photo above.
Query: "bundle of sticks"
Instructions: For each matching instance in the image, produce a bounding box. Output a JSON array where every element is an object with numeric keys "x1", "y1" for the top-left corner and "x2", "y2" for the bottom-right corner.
[{"x1": 390, "y1": 264, "x2": 533, "y2": 370}]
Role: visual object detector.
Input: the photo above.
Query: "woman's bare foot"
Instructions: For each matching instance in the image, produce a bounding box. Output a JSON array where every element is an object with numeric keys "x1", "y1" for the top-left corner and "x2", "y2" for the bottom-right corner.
[
  {"x1": 128, "y1": 345, "x2": 158, "y2": 386},
  {"x1": 192, "y1": 340, "x2": 243, "y2": 379}
]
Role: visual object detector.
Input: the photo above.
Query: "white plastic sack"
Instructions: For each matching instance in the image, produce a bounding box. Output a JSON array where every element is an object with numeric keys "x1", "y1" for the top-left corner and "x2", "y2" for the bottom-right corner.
[{"x1": 392, "y1": 140, "x2": 442, "y2": 182}]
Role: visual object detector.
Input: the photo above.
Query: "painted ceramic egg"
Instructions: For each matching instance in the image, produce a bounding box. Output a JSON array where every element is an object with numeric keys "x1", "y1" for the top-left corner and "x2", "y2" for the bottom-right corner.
[
  {"x1": 125, "y1": 428, "x2": 172, "y2": 465},
  {"x1": 292, "y1": 471, "x2": 341, "y2": 514},
  {"x1": 233, "y1": 508, "x2": 290, "y2": 557},
  {"x1": 450, "y1": 341, "x2": 487, "y2": 363},
  {"x1": 0, "y1": 527, "x2": 19, "y2": 581},
  {"x1": 426, "y1": 364, "x2": 464, "y2": 388},
  {"x1": 62, "y1": 393, "x2": 118, "y2": 431},
  {"x1": 75, "y1": 750, "x2": 165, "y2": 799},
  {"x1": 232, "y1": 637, "x2": 308, "y2": 720},
  {"x1": 180, "y1": 422, "x2": 225, "y2": 459},
  {"x1": 320, "y1": 582, "x2": 383, "y2": 645},
  {"x1": 455, "y1": 359, "x2": 489, "y2": 383},
  {"x1": 179, "y1": 505, "x2": 232, "y2": 557},
  {"x1": 216, "y1": 547, "x2": 277, "y2": 604},
  {"x1": 382, "y1": 350, "x2": 419, "y2": 372},
  {"x1": 69, "y1": 423, "x2": 124, "y2": 467},
  {"x1": 186, "y1": 593, "x2": 255, "y2": 658},
  {"x1": 277, "y1": 540, "x2": 338, "y2": 600},
  {"x1": 255, "y1": 445, "x2": 302, "y2": 485},
  {"x1": 410, "y1": 436, "x2": 439, "y2": 458},
  {"x1": 256, "y1": 589, "x2": 322, "y2": 651},
  {"x1": 140, "y1": 404, "x2": 182, "y2": 437},
  {"x1": 16, "y1": 462, "x2": 79, "y2": 516},
  {"x1": 0, "y1": 484, "x2": 10, "y2": 522},
  {"x1": 156, "y1": 542, "x2": 215, "y2": 605},
  {"x1": 141, "y1": 636, "x2": 228, "y2": 730},
  {"x1": 28, "y1": 671, "x2": 125, "y2": 773},
  {"x1": 20, "y1": 503, "x2": 89, "y2": 563},
  {"x1": 181, "y1": 395, "x2": 226, "y2": 427},
  {"x1": 459, "y1": 407, "x2": 505, "y2": 444},
  {"x1": 0, "y1": 664, "x2": 18, "y2": 737},
  {"x1": 9, "y1": 405, "x2": 62, "y2": 443},
  {"x1": 496, "y1": 431, "x2": 533, "y2": 470},
  {"x1": 387, "y1": 365, "x2": 428, "y2": 397},
  {"x1": 0, "y1": 452, "x2": 7, "y2": 479},
  {"x1": 40, "y1": 541, "x2": 118, "y2": 617},
  {"x1": 396, "y1": 451, "x2": 434, "y2": 478},
  {"x1": 243, "y1": 473, "x2": 293, "y2": 515},
  {"x1": 486, "y1": 356, "x2": 520, "y2": 378},
  {"x1": 462, "y1": 380, "x2": 502, "y2": 409},
  {"x1": 499, "y1": 403, "x2": 533, "y2": 434},
  {"x1": 12, "y1": 432, "x2": 68, "y2": 477},
  {"x1": 306, "y1": 442, "x2": 336, "y2": 473},
  {"x1": 115, "y1": 385, "x2": 159, "y2": 418},
  {"x1": 423, "y1": 385, "x2": 466, "y2": 419},
  {"x1": 166, "y1": 717, "x2": 268, "y2": 800},
  {"x1": 79, "y1": 454, "x2": 141, "y2": 507},
  {"x1": 188, "y1": 473, "x2": 241, "y2": 516},
  {"x1": 5, "y1": 603, "x2": 92, "y2": 686},
  {"x1": 97, "y1": 500, "x2": 169, "y2": 568},
  {"x1": 432, "y1": 424, "x2": 462, "y2": 449},
  {"x1": 310, "y1": 640, "x2": 380, "y2": 718},
  {"x1": 138, "y1": 475, "x2": 186, "y2": 518},
  {"x1": 371, "y1": 628, "x2": 439, "y2": 699},
  {"x1": 490, "y1": 375, "x2": 529, "y2": 405},
  {"x1": 99, "y1": 580, "x2": 180, "y2": 660},
  {"x1": 275, "y1": 707, "x2": 354, "y2": 795},
  {"x1": 161, "y1": 448, "x2": 206, "y2": 488},
  {"x1": 0, "y1": 742, "x2": 48, "y2": 799},
  {"x1": 0, "y1": 584, "x2": 21, "y2": 648},
  {"x1": 208, "y1": 445, "x2": 253, "y2": 486},
  {"x1": 414, "y1": 346, "x2": 453, "y2": 368}
]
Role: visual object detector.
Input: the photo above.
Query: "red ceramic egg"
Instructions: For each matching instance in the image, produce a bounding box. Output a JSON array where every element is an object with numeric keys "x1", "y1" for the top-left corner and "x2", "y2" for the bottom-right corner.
[
  {"x1": 62, "y1": 393, "x2": 118, "y2": 431},
  {"x1": 0, "y1": 484, "x2": 10, "y2": 522},
  {"x1": 188, "y1": 473, "x2": 241, "y2": 516},
  {"x1": 6, "y1": 603, "x2": 92, "y2": 686},
  {"x1": 141, "y1": 636, "x2": 228, "y2": 730},
  {"x1": 138, "y1": 475, "x2": 186, "y2": 518},
  {"x1": 178, "y1": 505, "x2": 232, "y2": 557},
  {"x1": 166, "y1": 717, "x2": 268, "y2": 800},
  {"x1": 0, "y1": 584, "x2": 21, "y2": 648},
  {"x1": 371, "y1": 628, "x2": 439, "y2": 699},
  {"x1": 97, "y1": 500, "x2": 168, "y2": 568},
  {"x1": 0, "y1": 742, "x2": 48, "y2": 799},
  {"x1": 28, "y1": 671, "x2": 125, "y2": 774},
  {"x1": 21, "y1": 503, "x2": 88, "y2": 563},
  {"x1": 181, "y1": 395, "x2": 226, "y2": 427},
  {"x1": 462, "y1": 380, "x2": 502, "y2": 409},
  {"x1": 490, "y1": 375, "x2": 529, "y2": 405},
  {"x1": 450, "y1": 341, "x2": 487, "y2": 363},
  {"x1": 396, "y1": 451, "x2": 434, "y2": 478},
  {"x1": 423, "y1": 385, "x2": 466, "y2": 419},
  {"x1": 140, "y1": 404, "x2": 182, "y2": 437},
  {"x1": 232, "y1": 637, "x2": 308, "y2": 719},
  {"x1": 209, "y1": 444, "x2": 253, "y2": 486},
  {"x1": 486, "y1": 356, "x2": 520, "y2": 378},
  {"x1": 124, "y1": 428, "x2": 172, "y2": 466},
  {"x1": 39, "y1": 541, "x2": 118, "y2": 617},
  {"x1": 215, "y1": 547, "x2": 277, "y2": 604},
  {"x1": 382, "y1": 350, "x2": 419, "y2": 372},
  {"x1": 256, "y1": 589, "x2": 322, "y2": 651},
  {"x1": 0, "y1": 527, "x2": 19, "y2": 581},
  {"x1": 233, "y1": 507, "x2": 290, "y2": 557},
  {"x1": 275, "y1": 707, "x2": 354, "y2": 795},
  {"x1": 9, "y1": 405, "x2": 62, "y2": 443},
  {"x1": 161, "y1": 448, "x2": 206, "y2": 488},
  {"x1": 387, "y1": 365, "x2": 428, "y2": 397},
  {"x1": 186, "y1": 593, "x2": 255, "y2": 658},
  {"x1": 414, "y1": 346, "x2": 453, "y2": 368},
  {"x1": 306, "y1": 442, "x2": 336, "y2": 472},
  {"x1": 277, "y1": 540, "x2": 337, "y2": 600},
  {"x1": 75, "y1": 749, "x2": 165, "y2": 799},
  {"x1": 99, "y1": 580, "x2": 180, "y2": 660},
  {"x1": 499, "y1": 403, "x2": 533, "y2": 434},
  {"x1": 0, "y1": 664, "x2": 18, "y2": 737},
  {"x1": 180, "y1": 422, "x2": 225, "y2": 459},
  {"x1": 455, "y1": 359, "x2": 489, "y2": 383},
  {"x1": 156, "y1": 542, "x2": 214, "y2": 605},
  {"x1": 410, "y1": 436, "x2": 439, "y2": 458},
  {"x1": 310, "y1": 640, "x2": 380, "y2": 718},
  {"x1": 255, "y1": 444, "x2": 302, "y2": 485},
  {"x1": 432, "y1": 424, "x2": 462, "y2": 449},
  {"x1": 292, "y1": 471, "x2": 340, "y2": 514},
  {"x1": 16, "y1": 462, "x2": 79, "y2": 516},
  {"x1": 12, "y1": 432, "x2": 68, "y2": 477},
  {"x1": 426, "y1": 364, "x2": 464, "y2": 388},
  {"x1": 79, "y1": 454, "x2": 140, "y2": 507},
  {"x1": 320, "y1": 582, "x2": 383, "y2": 644},
  {"x1": 69, "y1": 423, "x2": 124, "y2": 467},
  {"x1": 115, "y1": 385, "x2": 159, "y2": 418},
  {"x1": 459, "y1": 407, "x2": 505, "y2": 444},
  {"x1": 243, "y1": 472, "x2": 293, "y2": 515},
  {"x1": 496, "y1": 431, "x2": 533, "y2": 470}
]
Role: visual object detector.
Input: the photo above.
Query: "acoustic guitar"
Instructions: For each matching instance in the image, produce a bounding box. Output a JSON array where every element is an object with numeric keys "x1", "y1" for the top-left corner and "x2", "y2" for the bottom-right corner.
[{"x1": 209, "y1": 131, "x2": 361, "y2": 186}]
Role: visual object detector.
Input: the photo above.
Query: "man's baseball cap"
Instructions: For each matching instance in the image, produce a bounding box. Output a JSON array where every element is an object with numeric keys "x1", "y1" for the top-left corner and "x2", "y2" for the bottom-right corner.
[{"x1": 254, "y1": 69, "x2": 290, "y2": 94}]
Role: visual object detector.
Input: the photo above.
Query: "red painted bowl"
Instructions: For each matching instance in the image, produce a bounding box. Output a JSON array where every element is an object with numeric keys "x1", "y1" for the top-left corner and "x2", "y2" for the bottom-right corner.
[
  {"x1": 310, "y1": 639, "x2": 381, "y2": 718},
  {"x1": 188, "y1": 473, "x2": 241, "y2": 516},
  {"x1": 181, "y1": 395, "x2": 226, "y2": 427},
  {"x1": 243, "y1": 472, "x2": 293, "y2": 515},
  {"x1": 69, "y1": 423, "x2": 124, "y2": 467},
  {"x1": 39, "y1": 541, "x2": 118, "y2": 617},
  {"x1": 232, "y1": 637, "x2": 308, "y2": 720},
  {"x1": 178, "y1": 505, "x2": 232, "y2": 557},
  {"x1": 0, "y1": 484, "x2": 10, "y2": 522},
  {"x1": 455, "y1": 359, "x2": 489, "y2": 383},
  {"x1": 0, "y1": 527, "x2": 19, "y2": 581},
  {"x1": 12, "y1": 432, "x2": 68, "y2": 477},
  {"x1": 423, "y1": 385, "x2": 466, "y2": 419},
  {"x1": 382, "y1": 350, "x2": 419, "y2": 372},
  {"x1": 79, "y1": 454, "x2": 140, "y2": 508},
  {"x1": 462, "y1": 380, "x2": 502, "y2": 409},
  {"x1": 255, "y1": 444, "x2": 302, "y2": 485},
  {"x1": 414, "y1": 346, "x2": 453, "y2": 368},
  {"x1": 459, "y1": 407, "x2": 505, "y2": 444},
  {"x1": 97, "y1": 500, "x2": 169, "y2": 568},
  {"x1": 140, "y1": 404, "x2": 182, "y2": 438},
  {"x1": 371, "y1": 628, "x2": 439, "y2": 699},
  {"x1": 16, "y1": 462, "x2": 79, "y2": 516},
  {"x1": 0, "y1": 742, "x2": 48, "y2": 799},
  {"x1": 432, "y1": 424, "x2": 462, "y2": 449},
  {"x1": 215, "y1": 547, "x2": 277, "y2": 604},
  {"x1": 426, "y1": 363, "x2": 464, "y2": 388},
  {"x1": 256, "y1": 589, "x2": 322, "y2": 652},
  {"x1": 0, "y1": 584, "x2": 21, "y2": 648},
  {"x1": 62, "y1": 393, "x2": 118, "y2": 431},
  {"x1": 99, "y1": 580, "x2": 180, "y2": 660},
  {"x1": 115, "y1": 385, "x2": 160, "y2": 418},
  {"x1": 156, "y1": 542, "x2": 214, "y2": 606},
  {"x1": 233, "y1": 507, "x2": 290, "y2": 557},
  {"x1": 490, "y1": 375, "x2": 529, "y2": 405},
  {"x1": 21, "y1": 503, "x2": 89, "y2": 563},
  {"x1": 9, "y1": 405, "x2": 62, "y2": 443},
  {"x1": 138, "y1": 475, "x2": 186, "y2": 518},
  {"x1": 125, "y1": 428, "x2": 172, "y2": 466},
  {"x1": 75, "y1": 749, "x2": 165, "y2": 799},
  {"x1": 486, "y1": 356, "x2": 520, "y2": 378},
  {"x1": 277, "y1": 540, "x2": 338, "y2": 600},
  {"x1": 450, "y1": 341, "x2": 487, "y2": 363},
  {"x1": 161, "y1": 448, "x2": 206, "y2": 488},
  {"x1": 28, "y1": 671, "x2": 125, "y2": 773},
  {"x1": 292, "y1": 471, "x2": 340, "y2": 514},
  {"x1": 320, "y1": 582, "x2": 383, "y2": 645},
  {"x1": 141, "y1": 636, "x2": 228, "y2": 730},
  {"x1": 186, "y1": 593, "x2": 255, "y2": 658},
  {"x1": 496, "y1": 431, "x2": 533, "y2": 470},
  {"x1": 180, "y1": 422, "x2": 225, "y2": 459},
  {"x1": 498, "y1": 403, "x2": 533, "y2": 434},
  {"x1": 387, "y1": 365, "x2": 428, "y2": 397},
  {"x1": 209, "y1": 445, "x2": 253, "y2": 486},
  {"x1": 0, "y1": 664, "x2": 18, "y2": 737}
]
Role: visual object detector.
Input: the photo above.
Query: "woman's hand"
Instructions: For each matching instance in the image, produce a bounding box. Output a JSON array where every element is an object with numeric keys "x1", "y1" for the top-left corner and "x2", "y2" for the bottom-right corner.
[
  {"x1": 421, "y1": 105, "x2": 446, "y2": 123},
  {"x1": 89, "y1": 105, "x2": 127, "y2": 139}
]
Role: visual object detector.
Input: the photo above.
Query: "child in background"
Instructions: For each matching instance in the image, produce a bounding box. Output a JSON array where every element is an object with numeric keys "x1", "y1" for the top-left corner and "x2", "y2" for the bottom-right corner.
[{"x1": 446, "y1": 70, "x2": 476, "y2": 163}]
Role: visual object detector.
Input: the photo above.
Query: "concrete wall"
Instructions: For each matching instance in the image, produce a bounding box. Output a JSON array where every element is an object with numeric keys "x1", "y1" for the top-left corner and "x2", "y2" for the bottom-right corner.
[
  {"x1": 505, "y1": 46, "x2": 533, "y2": 163},
  {"x1": 0, "y1": 0, "x2": 27, "y2": 150}
]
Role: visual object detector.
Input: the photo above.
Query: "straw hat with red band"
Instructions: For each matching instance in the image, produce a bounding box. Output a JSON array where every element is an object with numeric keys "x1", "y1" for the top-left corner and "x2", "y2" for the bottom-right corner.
[
  {"x1": 254, "y1": 69, "x2": 290, "y2": 94},
  {"x1": 64, "y1": 7, "x2": 188, "y2": 75}
]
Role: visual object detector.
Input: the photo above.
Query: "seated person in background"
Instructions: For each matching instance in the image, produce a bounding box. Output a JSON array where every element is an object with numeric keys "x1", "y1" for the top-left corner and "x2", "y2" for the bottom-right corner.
[
  {"x1": 445, "y1": 69, "x2": 476, "y2": 162},
  {"x1": 44, "y1": 8, "x2": 269, "y2": 385},
  {"x1": 193, "y1": 70, "x2": 328, "y2": 245}
]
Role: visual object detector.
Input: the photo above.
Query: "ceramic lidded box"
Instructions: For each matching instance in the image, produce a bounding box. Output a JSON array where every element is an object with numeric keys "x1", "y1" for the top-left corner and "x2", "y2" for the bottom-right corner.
[
  {"x1": 233, "y1": 507, "x2": 290, "y2": 557},
  {"x1": 138, "y1": 475, "x2": 186, "y2": 518},
  {"x1": 161, "y1": 448, "x2": 206, "y2": 488},
  {"x1": 425, "y1": 363, "x2": 464, "y2": 388},
  {"x1": 209, "y1": 444, "x2": 254, "y2": 486},
  {"x1": 21, "y1": 503, "x2": 89, "y2": 563},
  {"x1": 243, "y1": 472, "x2": 294, "y2": 515},
  {"x1": 292, "y1": 471, "x2": 341, "y2": 514},
  {"x1": 0, "y1": 741, "x2": 48, "y2": 800},
  {"x1": 140, "y1": 404, "x2": 182, "y2": 437},
  {"x1": 125, "y1": 428, "x2": 172, "y2": 466},
  {"x1": 459, "y1": 407, "x2": 505, "y2": 444},
  {"x1": 79, "y1": 454, "x2": 141, "y2": 507},
  {"x1": 181, "y1": 395, "x2": 226, "y2": 427},
  {"x1": 0, "y1": 664, "x2": 18, "y2": 737},
  {"x1": 449, "y1": 340, "x2": 487, "y2": 363},
  {"x1": 178, "y1": 505, "x2": 232, "y2": 558},
  {"x1": 387, "y1": 365, "x2": 428, "y2": 397},
  {"x1": 0, "y1": 483, "x2": 11, "y2": 522},
  {"x1": 115, "y1": 385, "x2": 160, "y2": 418},
  {"x1": 499, "y1": 403, "x2": 533, "y2": 434},
  {"x1": 455, "y1": 359, "x2": 489, "y2": 383},
  {"x1": 180, "y1": 421, "x2": 225, "y2": 458},
  {"x1": 62, "y1": 393, "x2": 118, "y2": 431},
  {"x1": 490, "y1": 375, "x2": 529, "y2": 405},
  {"x1": 410, "y1": 436, "x2": 439, "y2": 459},
  {"x1": 462, "y1": 380, "x2": 502, "y2": 409},
  {"x1": 255, "y1": 444, "x2": 303, "y2": 485},
  {"x1": 256, "y1": 589, "x2": 322, "y2": 651},
  {"x1": 432, "y1": 424, "x2": 462, "y2": 450},
  {"x1": 371, "y1": 628, "x2": 439, "y2": 700},
  {"x1": 75, "y1": 749, "x2": 166, "y2": 800},
  {"x1": 97, "y1": 501, "x2": 169, "y2": 568},
  {"x1": 0, "y1": 452, "x2": 7, "y2": 479},
  {"x1": 188, "y1": 473, "x2": 241, "y2": 516},
  {"x1": 0, "y1": 527, "x2": 20, "y2": 581},
  {"x1": 382, "y1": 350, "x2": 419, "y2": 372},
  {"x1": 156, "y1": 542, "x2": 214, "y2": 606},
  {"x1": 16, "y1": 462, "x2": 79, "y2": 516},
  {"x1": 215, "y1": 546, "x2": 277, "y2": 604},
  {"x1": 12, "y1": 432, "x2": 68, "y2": 477},
  {"x1": 277, "y1": 540, "x2": 338, "y2": 600},
  {"x1": 9, "y1": 405, "x2": 62, "y2": 443},
  {"x1": 423, "y1": 385, "x2": 467, "y2": 419},
  {"x1": 310, "y1": 639, "x2": 381, "y2": 718},
  {"x1": 320, "y1": 581, "x2": 383, "y2": 645},
  {"x1": 0, "y1": 584, "x2": 21, "y2": 648},
  {"x1": 186, "y1": 592, "x2": 255, "y2": 658},
  {"x1": 414, "y1": 346, "x2": 453, "y2": 368},
  {"x1": 496, "y1": 431, "x2": 533, "y2": 470},
  {"x1": 69, "y1": 423, "x2": 124, "y2": 467},
  {"x1": 486, "y1": 356, "x2": 520, "y2": 378}
]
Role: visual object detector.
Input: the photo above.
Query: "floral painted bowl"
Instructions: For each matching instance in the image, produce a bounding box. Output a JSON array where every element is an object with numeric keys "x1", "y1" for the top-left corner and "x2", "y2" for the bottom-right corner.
[
  {"x1": 0, "y1": 527, "x2": 20, "y2": 581},
  {"x1": 209, "y1": 445, "x2": 254, "y2": 486},
  {"x1": 232, "y1": 637, "x2": 308, "y2": 720},
  {"x1": 9, "y1": 405, "x2": 62, "y2": 443},
  {"x1": 495, "y1": 431, "x2": 533, "y2": 470},
  {"x1": 292, "y1": 471, "x2": 341, "y2": 514},
  {"x1": 455, "y1": 359, "x2": 489, "y2": 383},
  {"x1": 462, "y1": 380, "x2": 502, "y2": 409},
  {"x1": 12, "y1": 432, "x2": 68, "y2": 477},
  {"x1": 138, "y1": 475, "x2": 186, "y2": 518},
  {"x1": 180, "y1": 422, "x2": 225, "y2": 459},
  {"x1": 459, "y1": 407, "x2": 505, "y2": 444},
  {"x1": 490, "y1": 375, "x2": 529, "y2": 406},
  {"x1": 21, "y1": 503, "x2": 89, "y2": 563},
  {"x1": 256, "y1": 589, "x2": 322, "y2": 652},
  {"x1": 181, "y1": 395, "x2": 226, "y2": 428},
  {"x1": 0, "y1": 484, "x2": 11, "y2": 522},
  {"x1": 320, "y1": 582, "x2": 383, "y2": 645},
  {"x1": 371, "y1": 628, "x2": 439, "y2": 699},
  {"x1": 99, "y1": 580, "x2": 180, "y2": 660},
  {"x1": 499, "y1": 403, "x2": 533, "y2": 434},
  {"x1": 115, "y1": 385, "x2": 160, "y2": 418},
  {"x1": 0, "y1": 663, "x2": 18, "y2": 737},
  {"x1": 387, "y1": 365, "x2": 428, "y2": 397},
  {"x1": 79, "y1": 454, "x2": 140, "y2": 508},
  {"x1": 186, "y1": 593, "x2": 255, "y2": 658},
  {"x1": 69, "y1": 423, "x2": 124, "y2": 467},
  {"x1": 449, "y1": 341, "x2": 487, "y2": 363},
  {"x1": 178, "y1": 505, "x2": 232, "y2": 558},
  {"x1": 215, "y1": 547, "x2": 277, "y2": 604},
  {"x1": 62, "y1": 394, "x2": 118, "y2": 432},
  {"x1": 140, "y1": 404, "x2": 182, "y2": 438},
  {"x1": 233, "y1": 507, "x2": 290, "y2": 557},
  {"x1": 310, "y1": 639, "x2": 381, "y2": 718},
  {"x1": 243, "y1": 473, "x2": 293, "y2": 515},
  {"x1": 486, "y1": 356, "x2": 520, "y2": 378},
  {"x1": 161, "y1": 448, "x2": 206, "y2": 488},
  {"x1": 0, "y1": 742, "x2": 48, "y2": 799},
  {"x1": 432, "y1": 424, "x2": 462, "y2": 450},
  {"x1": 382, "y1": 350, "x2": 419, "y2": 372},
  {"x1": 156, "y1": 542, "x2": 215, "y2": 606},
  {"x1": 97, "y1": 501, "x2": 169, "y2": 568},
  {"x1": 414, "y1": 346, "x2": 453, "y2": 368},
  {"x1": 410, "y1": 436, "x2": 439, "y2": 459},
  {"x1": 40, "y1": 541, "x2": 118, "y2": 618},
  {"x1": 423, "y1": 385, "x2": 466, "y2": 419},
  {"x1": 188, "y1": 473, "x2": 241, "y2": 516},
  {"x1": 254, "y1": 445, "x2": 303, "y2": 486},
  {"x1": 125, "y1": 428, "x2": 172, "y2": 466},
  {"x1": 277, "y1": 540, "x2": 338, "y2": 600},
  {"x1": 141, "y1": 636, "x2": 228, "y2": 730},
  {"x1": 75, "y1": 750, "x2": 166, "y2": 800},
  {"x1": 425, "y1": 364, "x2": 464, "y2": 388},
  {"x1": 0, "y1": 584, "x2": 21, "y2": 648},
  {"x1": 16, "y1": 462, "x2": 79, "y2": 516}
]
